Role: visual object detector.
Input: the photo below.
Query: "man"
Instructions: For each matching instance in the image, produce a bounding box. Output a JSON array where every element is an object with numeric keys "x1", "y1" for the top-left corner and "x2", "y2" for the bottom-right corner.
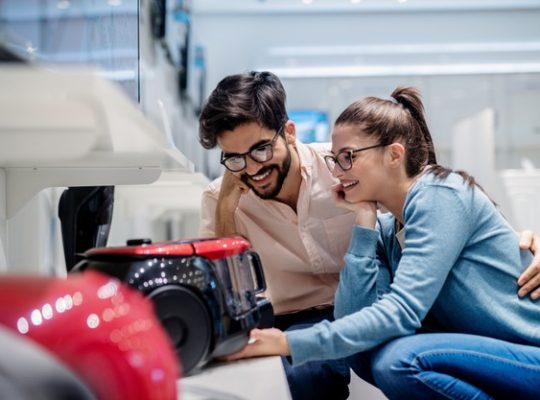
[{"x1": 198, "y1": 71, "x2": 540, "y2": 400}]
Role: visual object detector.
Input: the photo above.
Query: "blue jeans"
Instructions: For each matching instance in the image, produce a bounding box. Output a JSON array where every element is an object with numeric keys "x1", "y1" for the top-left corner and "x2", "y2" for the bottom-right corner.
[
  {"x1": 276, "y1": 308, "x2": 350, "y2": 400},
  {"x1": 347, "y1": 333, "x2": 540, "y2": 400}
]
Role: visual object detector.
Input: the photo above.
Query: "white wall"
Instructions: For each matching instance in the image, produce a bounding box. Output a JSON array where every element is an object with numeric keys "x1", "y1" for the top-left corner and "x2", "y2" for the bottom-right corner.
[
  {"x1": 189, "y1": 2, "x2": 540, "y2": 178},
  {"x1": 0, "y1": 169, "x2": 7, "y2": 272},
  {"x1": 3, "y1": 187, "x2": 65, "y2": 275}
]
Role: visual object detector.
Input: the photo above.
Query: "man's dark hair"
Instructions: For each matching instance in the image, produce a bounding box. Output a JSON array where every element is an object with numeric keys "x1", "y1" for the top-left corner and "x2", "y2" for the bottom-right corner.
[{"x1": 198, "y1": 71, "x2": 288, "y2": 149}]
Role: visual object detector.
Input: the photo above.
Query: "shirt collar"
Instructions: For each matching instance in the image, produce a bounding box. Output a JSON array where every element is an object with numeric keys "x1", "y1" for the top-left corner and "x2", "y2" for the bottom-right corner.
[
  {"x1": 295, "y1": 140, "x2": 314, "y2": 171},
  {"x1": 395, "y1": 226, "x2": 406, "y2": 249}
]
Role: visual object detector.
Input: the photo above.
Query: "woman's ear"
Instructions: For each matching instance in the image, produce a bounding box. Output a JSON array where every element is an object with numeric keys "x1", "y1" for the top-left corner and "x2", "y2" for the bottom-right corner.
[
  {"x1": 387, "y1": 142, "x2": 405, "y2": 167},
  {"x1": 284, "y1": 120, "x2": 296, "y2": 145}
]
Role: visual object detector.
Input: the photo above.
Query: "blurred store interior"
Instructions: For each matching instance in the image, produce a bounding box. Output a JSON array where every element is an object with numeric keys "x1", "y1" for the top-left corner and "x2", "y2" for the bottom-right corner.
[
  {"x1": 0, "y1": 0, "x2": 540, "y2": 273},
  {"x1": 1, "y1": 0, "x2": 540, "y2": 398},
  {"x1": 3, "y1": 0, "x2": 540, "y2": 273}
]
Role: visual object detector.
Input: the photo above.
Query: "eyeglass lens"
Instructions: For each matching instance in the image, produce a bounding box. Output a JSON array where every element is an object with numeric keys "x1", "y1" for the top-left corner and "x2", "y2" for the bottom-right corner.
[
  {"x1": 325, "y1": 151, "x2": 352, "y2": 172},
  {"x1": 224, "y1": 143, "x2": 273, "y2": 171}
]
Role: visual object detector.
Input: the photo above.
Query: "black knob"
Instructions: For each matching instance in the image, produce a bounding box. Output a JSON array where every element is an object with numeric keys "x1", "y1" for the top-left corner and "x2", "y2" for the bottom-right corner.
[{"x1": 126, "y1": 238, "x2": 152, "y2": 246}]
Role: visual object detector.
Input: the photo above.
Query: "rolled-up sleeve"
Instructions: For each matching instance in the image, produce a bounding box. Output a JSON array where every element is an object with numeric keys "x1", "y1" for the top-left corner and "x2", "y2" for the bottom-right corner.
[{"x1": 199, "y1": 186, "x2": 219, "y2": 237}]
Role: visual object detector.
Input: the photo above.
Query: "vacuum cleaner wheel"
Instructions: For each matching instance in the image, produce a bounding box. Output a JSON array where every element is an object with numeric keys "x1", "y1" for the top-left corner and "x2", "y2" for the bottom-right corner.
[{"x1": 149, "y1": 285, "x2": 212, "y2": 375}]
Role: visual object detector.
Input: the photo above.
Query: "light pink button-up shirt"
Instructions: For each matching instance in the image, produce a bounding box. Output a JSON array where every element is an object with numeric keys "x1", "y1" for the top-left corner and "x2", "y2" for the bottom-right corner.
[{"x1": 200, "y1": 141, "x2": 356, "y2": 315}]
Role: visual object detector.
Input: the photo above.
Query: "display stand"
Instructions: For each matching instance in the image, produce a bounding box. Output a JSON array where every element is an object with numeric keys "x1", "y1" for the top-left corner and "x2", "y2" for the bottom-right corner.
[
  {"x1": 179, "y1": 357, "x2": 291, "y2": 400},
  {"x1": 0, "y1": 66, "x2": 193, "y2": 217},
  {"x1": 0, "y1": 66, "x2": 195, "y2": 272}
]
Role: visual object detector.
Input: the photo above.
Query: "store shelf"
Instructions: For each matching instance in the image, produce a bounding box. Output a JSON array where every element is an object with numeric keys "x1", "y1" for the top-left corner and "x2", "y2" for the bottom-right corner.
[
  {"x1": 114, "y1": 172, "x2": 209, "y2": 217},
  {"x1": 107, "y1": 172, "x2": 209, "y2": 244},
  {"x1": 0, "y1": 66, "x2": 194, "y2": 217}
]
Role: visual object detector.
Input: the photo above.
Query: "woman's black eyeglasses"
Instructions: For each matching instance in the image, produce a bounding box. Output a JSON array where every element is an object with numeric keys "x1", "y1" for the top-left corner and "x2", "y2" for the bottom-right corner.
[
  {"x1": 220, "y1": 127, "x2": 283, "y2": 172},
  {"x1": 324, "y1": 144, "x2": 385, "y2": 172}
]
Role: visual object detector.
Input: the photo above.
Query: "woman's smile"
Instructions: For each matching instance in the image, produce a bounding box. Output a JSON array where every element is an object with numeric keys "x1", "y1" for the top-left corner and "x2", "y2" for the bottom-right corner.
[{"x1": 341, "y1": 180, "x2": 359, "y2": 191}]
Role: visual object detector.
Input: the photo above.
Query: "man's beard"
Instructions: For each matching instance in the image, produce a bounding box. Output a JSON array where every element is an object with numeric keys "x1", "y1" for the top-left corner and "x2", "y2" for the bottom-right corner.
[{"x1": 240, "y1": 146, "x2": 292, "y2": 200}]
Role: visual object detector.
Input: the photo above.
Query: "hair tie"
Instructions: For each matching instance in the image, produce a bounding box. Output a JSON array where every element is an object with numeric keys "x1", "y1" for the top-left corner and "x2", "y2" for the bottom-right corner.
[{"x1": 388, "y1": 97, "x2": 399, "y2": 105}]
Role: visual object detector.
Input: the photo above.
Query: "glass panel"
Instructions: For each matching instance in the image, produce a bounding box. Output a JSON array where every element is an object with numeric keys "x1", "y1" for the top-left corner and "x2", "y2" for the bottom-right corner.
[
  {"x1": 0, "y1": 0, "x2": 139, "y2": 101},
  {"x1": 213, "y1": 253, "x2": 258, "y2": 318}
]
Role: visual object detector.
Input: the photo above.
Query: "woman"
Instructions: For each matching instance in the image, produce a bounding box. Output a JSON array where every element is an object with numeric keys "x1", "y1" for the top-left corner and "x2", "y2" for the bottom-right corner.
[{"x1": 226, "y1": 87, "x2": 540, "y2": 399}]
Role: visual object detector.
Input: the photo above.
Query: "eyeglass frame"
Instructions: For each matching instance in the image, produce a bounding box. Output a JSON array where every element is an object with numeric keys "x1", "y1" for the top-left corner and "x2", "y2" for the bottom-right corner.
[
  {"x1": 220, "y1": 127, "x2": 283, "y2": 172},
  {"x1": 324, "y1": 144, "x2": 386, "y2": 172}
]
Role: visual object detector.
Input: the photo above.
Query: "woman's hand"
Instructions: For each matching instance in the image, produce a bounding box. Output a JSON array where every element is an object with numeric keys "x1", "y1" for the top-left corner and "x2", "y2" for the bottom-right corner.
[
  {"x1": 331, "y1": 183, "x2": 377, "y2": 229},
  {"x1": 222, "y1": 328, "x2": 290, "y2": 361},
  {"x1": 517, "y1": 230, "x2": 540, "y2": 300}
]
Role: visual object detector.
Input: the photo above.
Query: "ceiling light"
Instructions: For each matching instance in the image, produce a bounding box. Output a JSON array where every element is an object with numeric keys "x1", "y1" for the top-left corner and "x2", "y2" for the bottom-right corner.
[
  {"x1": 56, "y1": 0, "x2": 70, "y2": 10},
  {"x1": 25, "y1": 42, "x2": 37, "y2": 55}
]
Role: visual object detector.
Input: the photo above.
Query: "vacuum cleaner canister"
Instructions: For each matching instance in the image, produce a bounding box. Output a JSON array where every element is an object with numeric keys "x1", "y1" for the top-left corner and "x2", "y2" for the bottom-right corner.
[
  {"x1": 73, "y1": 236, "x2": 271, "y2": 375},
  {"x1": 0, "y1": 271, "x2": 179, "y2": 400}
]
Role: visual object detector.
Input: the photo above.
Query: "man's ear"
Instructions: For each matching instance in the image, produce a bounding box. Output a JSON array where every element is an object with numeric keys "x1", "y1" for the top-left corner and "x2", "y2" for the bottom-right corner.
[
  {"x1": 387, "y1": 142, "x2": 405, "y2": 167},
  {"x1": 284, "y1": 120, "x2": 296, "y2": 145}
]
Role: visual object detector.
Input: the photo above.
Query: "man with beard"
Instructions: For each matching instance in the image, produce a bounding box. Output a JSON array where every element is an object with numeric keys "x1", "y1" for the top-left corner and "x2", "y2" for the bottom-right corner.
[{"x1": 198, "y1": 71, "x2": 540, "y2": 400}]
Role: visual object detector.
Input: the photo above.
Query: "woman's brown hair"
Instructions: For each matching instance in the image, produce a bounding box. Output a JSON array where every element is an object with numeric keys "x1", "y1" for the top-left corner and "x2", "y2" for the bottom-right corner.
[{"x1": 335, "y1": 86, "x2": 480, "y2": 189}]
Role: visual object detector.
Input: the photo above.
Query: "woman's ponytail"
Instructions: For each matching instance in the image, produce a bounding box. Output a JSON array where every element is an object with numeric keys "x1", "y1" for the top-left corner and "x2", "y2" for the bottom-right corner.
[{"x1": 391, "y1": 86, "x2": 437, "y2": 165}]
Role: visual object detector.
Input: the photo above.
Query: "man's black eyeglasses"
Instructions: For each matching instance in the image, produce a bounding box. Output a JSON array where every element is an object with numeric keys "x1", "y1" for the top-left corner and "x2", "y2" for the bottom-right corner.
[
  {"x1": 324, "y1": 144, "x2": 385, "y2": 172},
  {"x1": 220, "y1": 128, "x2": 283, "y2": 172}
]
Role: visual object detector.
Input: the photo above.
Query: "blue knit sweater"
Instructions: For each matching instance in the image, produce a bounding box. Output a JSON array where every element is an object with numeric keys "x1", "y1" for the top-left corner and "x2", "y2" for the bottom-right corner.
[{"x1": 286, "y1": 171, "x2": 539, "y2": 365}]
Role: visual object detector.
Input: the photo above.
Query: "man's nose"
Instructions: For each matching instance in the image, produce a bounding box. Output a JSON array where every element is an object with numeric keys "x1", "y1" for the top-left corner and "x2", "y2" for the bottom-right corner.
[{"x1": 245, "y1": 156, "x2": 264, "y2": 176}]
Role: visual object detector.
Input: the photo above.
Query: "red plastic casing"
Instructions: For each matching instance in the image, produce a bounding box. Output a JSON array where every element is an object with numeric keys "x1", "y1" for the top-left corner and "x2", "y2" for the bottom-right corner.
[
  {"x1": 0, "y1": 271, "x2": 179, "y2": 400},
  {"x1": 84, "y1": 236, "x2": 251, "y2": 260}
]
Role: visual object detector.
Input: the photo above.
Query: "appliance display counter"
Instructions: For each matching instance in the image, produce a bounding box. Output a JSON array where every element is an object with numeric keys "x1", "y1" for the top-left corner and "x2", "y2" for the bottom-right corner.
[{"x1": 179, "y1": 356, "x2": 291, "y2": 400}]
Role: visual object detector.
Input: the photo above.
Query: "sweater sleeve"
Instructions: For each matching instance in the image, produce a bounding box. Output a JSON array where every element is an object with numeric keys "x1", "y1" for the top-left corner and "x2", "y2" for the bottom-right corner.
[
  {"x1": 334, "y1": 223, "x2": 392, "y2": 319},
  {"x1": 286, "y1": 184, "x2": 472, "y2": 365}
]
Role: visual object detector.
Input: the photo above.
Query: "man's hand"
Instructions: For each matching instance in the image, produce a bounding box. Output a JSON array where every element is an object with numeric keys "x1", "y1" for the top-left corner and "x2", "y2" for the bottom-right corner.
[
  {"x1": 218, "y1": 171, "x2": 250, "y2": 213},
  {"x1": 215, "y1": 171, "x2": 250, "y2": 237},
  {"x1": 222, "y1": 328, "x2": 290, "y2": 361},
  {"x1": 517, "y1": 230, "x2": 540, "y2": 300}
]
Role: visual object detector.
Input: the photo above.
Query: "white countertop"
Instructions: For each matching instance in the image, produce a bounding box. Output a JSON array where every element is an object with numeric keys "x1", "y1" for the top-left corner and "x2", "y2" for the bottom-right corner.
[{"x1": 178, "y1": 356, "x2": 291, "y2": 400}]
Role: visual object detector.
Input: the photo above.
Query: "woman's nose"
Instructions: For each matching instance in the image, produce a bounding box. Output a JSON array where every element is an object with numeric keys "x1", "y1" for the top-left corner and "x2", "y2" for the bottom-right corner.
[{"x1": 331, "y1": 164, "x2": 344, "y2": 178}]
